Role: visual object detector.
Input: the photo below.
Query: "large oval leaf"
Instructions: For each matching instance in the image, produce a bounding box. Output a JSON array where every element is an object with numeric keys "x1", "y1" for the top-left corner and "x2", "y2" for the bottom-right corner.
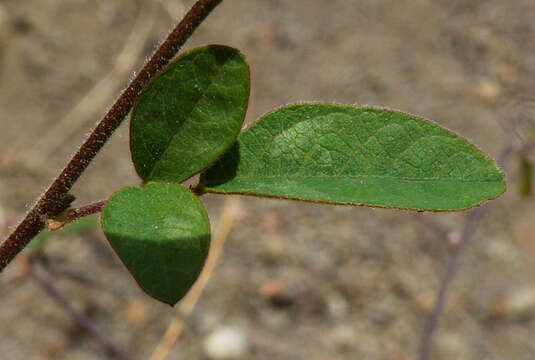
[
  {"x1": 131, "y1": 45, "x2": 250, "y2": 183},
  {"x1": 101, "y1": 182, "x2": 210, "y2": 305},
  {"x1": 200, "y1": 104, "x2": 505, "y2": 211}
]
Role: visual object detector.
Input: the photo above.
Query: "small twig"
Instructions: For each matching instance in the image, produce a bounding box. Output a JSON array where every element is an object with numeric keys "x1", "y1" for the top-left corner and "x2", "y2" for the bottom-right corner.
[
  {"x1": 149, "y1": 197, "x2": 241, "y2": 360},
  {"x1": 18, "y1": 256, "x2": 128, "y2": 359},
  {"x1": 0, "y1": 0, "x2": 223, "y2": 272},
  {"x1": 67, "y1": 201, "x2": 107, "y2": 222},
  {"x1": 48, "y1": 200, "x2": 107, "y2": 231},
  {"x1": 418, "y1": 205, "x2": 487, "y2": 360},
  {"x1": 418, "y1": 140, "x2": 517, "y2": 360}
]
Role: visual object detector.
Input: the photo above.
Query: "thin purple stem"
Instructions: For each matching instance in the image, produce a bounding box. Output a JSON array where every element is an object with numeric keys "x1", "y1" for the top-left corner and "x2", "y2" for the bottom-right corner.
[
  {"x1": 418, "y1": 205, "x2": 486, "y2": 360},
  {"x1": 28, "y1": 262, "x2": 129, "y2": 359},
  {"x1": 418, "y1": 141, "x2": 515, "y2": 360}
]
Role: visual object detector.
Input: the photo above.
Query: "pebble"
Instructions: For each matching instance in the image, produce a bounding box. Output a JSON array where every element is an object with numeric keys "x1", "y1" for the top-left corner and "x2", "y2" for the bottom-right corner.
[
  {"x1": 475, "y1": 78, "x2": 502, "y2": 100},
  {"x1": 414, "y1": 291, "x2": 436, "y2": 313},
  {"x1": 123, "y1": 299, "x2": 148, "y2": 326},
  {"x1": 259, "y1": 280, "x2": 294, "y2": 307},
  {"x1": 484, "y1": 237, "x2": 517, "y2": 263},
  {"x1": 260, "y1": 236, "x2": 285, "y2": 264},
  {"x1": 504, "y1": 286, "x2": 535, "y2": 321},
  {"x1": 326, "y1": 292, "x2": 349, "y2": 321},
  {"x1": 204, "y1": 326, "x2": 250, "y2": 359}
]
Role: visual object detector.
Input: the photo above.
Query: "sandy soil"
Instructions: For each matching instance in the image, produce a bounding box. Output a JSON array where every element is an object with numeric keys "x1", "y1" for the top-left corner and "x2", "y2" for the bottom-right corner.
[{"x1": 1, "y1": 0, "x2": 535, "y2": 359}]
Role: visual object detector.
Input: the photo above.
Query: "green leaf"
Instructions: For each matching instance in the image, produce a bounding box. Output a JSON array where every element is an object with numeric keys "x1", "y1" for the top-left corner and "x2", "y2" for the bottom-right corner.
[
  {"x1": 101, "y1": 182, "x2": 210, "y2": 305},
  {"x1": 201, "y1": 104, "x2": 505, "y2": 211},
  {"x1": 131, "y1": 45, "x2": 250, "y2": 183}
]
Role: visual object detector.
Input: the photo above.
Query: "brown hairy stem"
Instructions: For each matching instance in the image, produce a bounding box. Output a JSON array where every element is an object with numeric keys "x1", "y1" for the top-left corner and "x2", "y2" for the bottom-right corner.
[
  {"x1": 0, "y1": 0, "x2": 223, "y2": 272},
  {"x1": 48, "y1": 201, "x2": 107, "y2": 231},
  {"x1": 67, "y1": 201, "x2": 107, "y2": 222}
]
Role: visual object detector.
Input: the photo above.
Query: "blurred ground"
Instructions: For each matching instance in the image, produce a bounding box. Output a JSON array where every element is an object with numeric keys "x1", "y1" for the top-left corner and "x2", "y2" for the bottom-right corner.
[{"x1": 1, "y1": 0, "x2": 535, "y2": 359}]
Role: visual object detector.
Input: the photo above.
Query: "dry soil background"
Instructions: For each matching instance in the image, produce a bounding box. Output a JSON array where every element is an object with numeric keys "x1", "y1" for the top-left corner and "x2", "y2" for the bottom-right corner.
[{"x1": 2, "y1": 0, "x2": 535, "y2": 359}]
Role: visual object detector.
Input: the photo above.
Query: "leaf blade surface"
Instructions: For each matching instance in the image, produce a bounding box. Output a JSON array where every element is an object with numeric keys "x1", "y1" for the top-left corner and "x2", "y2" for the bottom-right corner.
[
  {"x1": 101, "y1": 182, "x2": 210, "y2": 305},
  {"x1": 131, "y1": 45, "x2": 250, "y2": 183},
  {"x1": 201, "y1": 104, "x2": 505, "y2": 211}
]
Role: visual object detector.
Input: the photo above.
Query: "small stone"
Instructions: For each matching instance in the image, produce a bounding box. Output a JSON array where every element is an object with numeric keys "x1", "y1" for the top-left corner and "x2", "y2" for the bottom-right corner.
[
  {"x1": 204, "y1": 326, "x2": 250, "y2": 359},
  {"x1": 259, "y1": 280, "x2": 293, "y2": 307},
  {"x1": 484, "y1": 238, "x2": 517, "y2": 262},
  {"x1": 475, "y1": 79, "x2": 502, "y2": 100},
  {"x1": 447, "y1": 231, "x2": 462, "y2": 252},
  {"x1": 504, "y1": 286, "x2": 535, "y2": 321},
  {"x1": 123, "y1": 299, "x2": 148, "y2": 325},
  {"x1": 260, "y1": 236, "x2": 285, "y2": 264},
  {"x1": 326, "y1": 292, "x2": 349, "y2": 321},
  {"x1": 414, "y1": 291, "x2": 436, "y2": 313}
]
